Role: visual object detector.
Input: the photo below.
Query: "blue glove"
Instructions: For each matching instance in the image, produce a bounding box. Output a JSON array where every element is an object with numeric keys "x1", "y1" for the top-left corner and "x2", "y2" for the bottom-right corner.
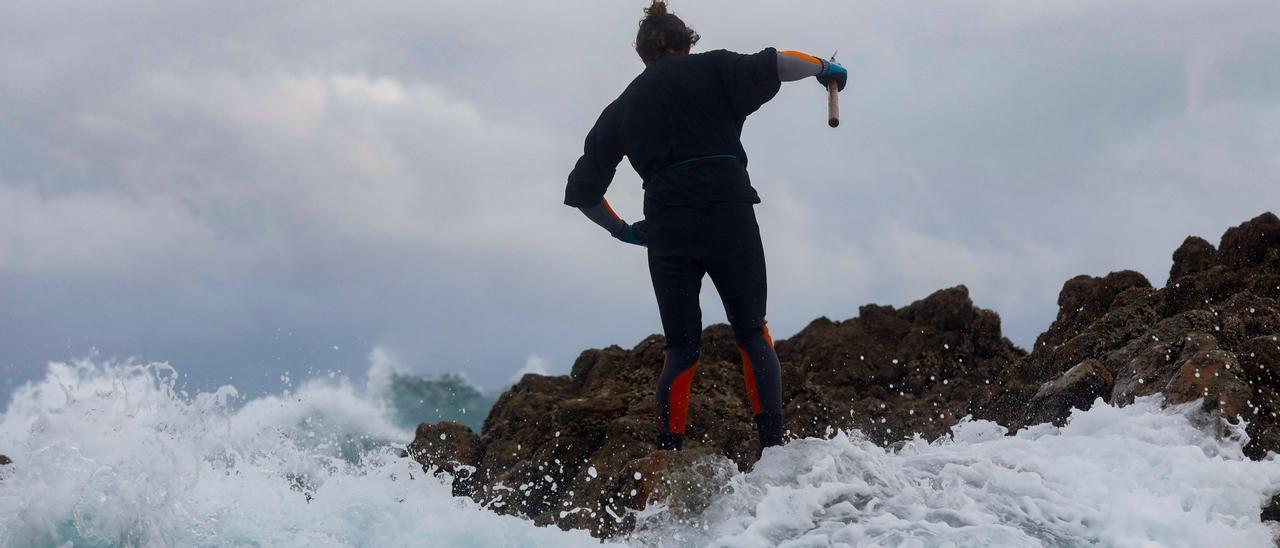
[
  {"x1": 612, "y1": 220, "x2": 649, "y2": 247},
  {"x1": 817, "y1": 59, "x2": 847, "y2": 92}
]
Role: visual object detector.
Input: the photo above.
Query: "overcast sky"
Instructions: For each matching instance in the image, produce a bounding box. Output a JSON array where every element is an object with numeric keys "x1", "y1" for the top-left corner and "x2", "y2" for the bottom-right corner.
[{"x1": 2, "y1": 1, "x2": 1278, "y2": 401}]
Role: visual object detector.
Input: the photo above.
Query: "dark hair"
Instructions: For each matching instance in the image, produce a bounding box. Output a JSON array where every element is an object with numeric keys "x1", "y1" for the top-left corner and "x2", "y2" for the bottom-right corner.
[{"x1": 635, "y1": 1, "x2": 699, "y2": 61}]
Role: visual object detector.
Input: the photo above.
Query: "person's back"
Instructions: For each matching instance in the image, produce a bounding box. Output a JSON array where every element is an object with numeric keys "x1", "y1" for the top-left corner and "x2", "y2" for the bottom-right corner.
[
  {"x1": 620, "y1": 48, "x2": 781, "y2": 216},
  {"x1": 564, "y1": 0, "x2": 846, "y2": 456},
  {"x1": 567, "y1": 45, "x2": 784, "y2": 218}
]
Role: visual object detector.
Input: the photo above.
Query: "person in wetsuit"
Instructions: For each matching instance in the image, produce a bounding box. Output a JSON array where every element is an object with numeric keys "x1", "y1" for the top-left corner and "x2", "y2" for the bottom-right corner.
[{"x1": 564, "y1": 1, "x2": 847, "y2": 453}]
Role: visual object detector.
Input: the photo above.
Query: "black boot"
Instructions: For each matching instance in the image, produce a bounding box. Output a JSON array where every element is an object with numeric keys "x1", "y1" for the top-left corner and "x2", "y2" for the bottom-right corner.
[{"x1": 754, "y1": 413, "x2": 783, "y2": 452}]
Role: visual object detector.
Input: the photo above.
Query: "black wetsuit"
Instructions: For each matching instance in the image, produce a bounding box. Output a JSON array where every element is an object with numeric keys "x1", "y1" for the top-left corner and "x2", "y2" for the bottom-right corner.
[{"x1": 564, "y1": 48, "x2": 786, "y2": 452}]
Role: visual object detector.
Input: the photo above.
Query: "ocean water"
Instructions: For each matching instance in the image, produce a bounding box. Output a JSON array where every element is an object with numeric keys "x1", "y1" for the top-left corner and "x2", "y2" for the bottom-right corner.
[{"x1": 1, "y1": 357, "x2": 1278, "y2": 547}]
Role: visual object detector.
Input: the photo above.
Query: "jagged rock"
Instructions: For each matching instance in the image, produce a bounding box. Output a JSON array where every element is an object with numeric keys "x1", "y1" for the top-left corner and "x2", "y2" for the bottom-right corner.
[
  {"x1": 625, "y1": 448, "x2": 734, "y2": 520},
  {"x1": 406, "y1": 421, "x2": 480, "y2": 496},
  {"x1": 777, "y1": 286, "x2": 1026, "y2": 444},
  {"x1": 1263, "y1": 495, "x2": 1280, "y2": 522},
  {"x1": 407, "y1": 211, "x2": 1280, "y2": 537},
  {"x1": 412, "y1": 285, "x2": 1023, "y2": 536},
  {"x1": 1023, "y1": 359, "x2": 1114, "y2": 426},
  {"x1": 1033, "y1": 271, "x2": 1153, "y2": 354},
  {"x1": 1170, "y1": 236, "x2": 1217, "y2": 282},
  {"x1": 1163, "y1": 350, "x2": 1250, "y2": 418},
  {"x1": 1218, "y1": 212, "x2": 1280, "y2": 269},
  {"x1": 978, "y1": 212, "x2": 1280, "y2": 446}
]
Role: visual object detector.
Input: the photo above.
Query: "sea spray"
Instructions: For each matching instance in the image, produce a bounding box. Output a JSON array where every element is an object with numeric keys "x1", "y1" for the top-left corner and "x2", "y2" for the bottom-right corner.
[
  {"x1": 3, "y1": 357, "x2": 1280, "y2": 546},
  {"x1": 630, "y1": 398, "x2": 1280, "y2": 547},
  {"x1": 366, "y1": 346, "x2": 497, "y2": 432},
  {"x1": 0, "y1": 358, "x2": 606, "y2": 547}
]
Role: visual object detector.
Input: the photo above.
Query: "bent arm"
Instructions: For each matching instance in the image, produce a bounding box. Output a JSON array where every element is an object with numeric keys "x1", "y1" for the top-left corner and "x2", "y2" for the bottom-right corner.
[
  {"x1": 564, "y1": 100, "x2": 625, "y2": 208},
  {"x1": 579, "y1": 198, "x2": 626, "y2": 235}
]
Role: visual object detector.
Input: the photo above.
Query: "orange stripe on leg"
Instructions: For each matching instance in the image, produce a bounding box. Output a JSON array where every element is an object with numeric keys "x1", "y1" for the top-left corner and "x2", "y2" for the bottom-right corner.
[
  {"x1": 668, "y1": 362, "x2": 699, "y2": 434},
  {"x1": 739, "y1": 347, "x2": 764, "y2": 415}
]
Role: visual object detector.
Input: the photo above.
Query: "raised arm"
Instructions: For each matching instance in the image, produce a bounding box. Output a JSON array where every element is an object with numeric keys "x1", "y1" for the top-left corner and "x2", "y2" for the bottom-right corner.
[{"x1": 776, "y1": 50, "x2": 847, "y2": 90}]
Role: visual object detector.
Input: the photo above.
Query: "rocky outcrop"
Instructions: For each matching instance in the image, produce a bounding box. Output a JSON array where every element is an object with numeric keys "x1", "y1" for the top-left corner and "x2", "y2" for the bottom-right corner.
[
  {"x1": 406, "y1": 422, "x2": 480, "y2": 496},
  {"x1": 0, "y1": 455, "x2": 9, "y2": 466},
  {"x1": 411, "y1": 286, "x2": 1023, "y2": 535},
  {"x1": 977, "y1": 213, "x2": 1280, "y2": 456},
  {"x1": 1021, "y1": 359, "x2": 1114, "y2": 426},
  {"x1": 1170, "y1": 236, "x2": 1217, "y2": 282},
  {"x1": 409, "y1": 211, "x2": 1280, "y2": 536}
]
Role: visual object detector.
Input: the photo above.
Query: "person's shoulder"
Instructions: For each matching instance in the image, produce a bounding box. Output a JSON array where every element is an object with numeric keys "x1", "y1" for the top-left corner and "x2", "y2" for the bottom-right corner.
[
  {"x1": 694, "y1": 48, "x2": 776, "y2": 62},
  {"x1": 693, "y1": 49, "x2": 736, "y2": 60}
]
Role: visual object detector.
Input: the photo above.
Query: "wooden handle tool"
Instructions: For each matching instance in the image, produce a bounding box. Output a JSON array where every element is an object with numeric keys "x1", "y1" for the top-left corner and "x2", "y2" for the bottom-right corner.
[{"x1": 827, "y1": 80, "x2": 840, "y2": 127}]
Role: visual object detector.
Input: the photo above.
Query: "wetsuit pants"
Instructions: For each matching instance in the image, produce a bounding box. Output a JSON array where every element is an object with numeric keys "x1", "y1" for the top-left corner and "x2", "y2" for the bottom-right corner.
[{"x1": 647, "y1": 202, "x2": 784, "y2": 452}]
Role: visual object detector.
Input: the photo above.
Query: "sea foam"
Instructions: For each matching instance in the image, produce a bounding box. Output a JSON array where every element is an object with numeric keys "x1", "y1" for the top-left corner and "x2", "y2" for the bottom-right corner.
[
  {"x1": 0, "y1": 358, "x2": 605, "y2": 547},
  {"x1": 632, "y1": 398, "x2": 1280, "y2": 547},
  {"x1": 2, "y1": 357, "x2": 1278, "y2": 547}
]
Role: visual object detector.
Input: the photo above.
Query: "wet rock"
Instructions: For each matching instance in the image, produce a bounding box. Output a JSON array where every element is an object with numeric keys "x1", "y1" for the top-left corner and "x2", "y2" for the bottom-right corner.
[
  {"x1": 1023, "y1": 359, "x2": 1114, "y2": 426},
  {"x1": 979, "y1": 212, "x2": 1279, "y2": 425},
  {"x1": 626, "y1": 448, "x2": 734, "y2": 521},
  {"x1": 1163, "y1": 350, "x2": 1250, "y2": 418},
  {"x1": 1262, "y1": 495, "x2": 1280, "y2": 523},
  {"x1": 405, "y1": 211, "x2": 1280, "y2": 537},
  {"x1": 406, "y1": 421, "x2": 480, "y2": 496},
  {"x1": 410, "y1": 286, "x2": 1023, "y2": 537}
]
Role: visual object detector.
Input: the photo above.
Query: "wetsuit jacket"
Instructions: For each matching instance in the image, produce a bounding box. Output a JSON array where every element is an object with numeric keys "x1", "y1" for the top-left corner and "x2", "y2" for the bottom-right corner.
[{"x1": 564, "y1": 48, "x2": 782, "y2": 218}]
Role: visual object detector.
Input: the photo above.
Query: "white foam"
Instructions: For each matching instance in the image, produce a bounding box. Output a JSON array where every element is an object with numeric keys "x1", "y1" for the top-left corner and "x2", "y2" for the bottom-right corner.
[
  {"x1": 0, "y1": 358, "x2": 609, "y2": 547},
  {"x1": 4, "y1": 357, "x2": 1279, "y2": 547},
  {"x1": 632, "y1": 397, "x2": 1280, "y2": 547}
]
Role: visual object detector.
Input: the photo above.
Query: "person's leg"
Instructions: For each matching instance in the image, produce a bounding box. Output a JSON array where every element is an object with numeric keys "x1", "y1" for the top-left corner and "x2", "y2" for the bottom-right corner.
[
  {"x1": 654, "y1": 346, "x2": 699, "y2": 450},
  {"x1": 647, "y1": 211, "x2": 706, "y2": 450},
  {"x1": 703, "y1": 205, "x2": 784, "y2": 451}
]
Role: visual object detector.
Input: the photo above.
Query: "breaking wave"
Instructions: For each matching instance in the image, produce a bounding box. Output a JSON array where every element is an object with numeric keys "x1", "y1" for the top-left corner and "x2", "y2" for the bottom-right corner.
[
  {"x1": 0, "y1": 357, "x2": 598, "y2": 547},
  {"x1": 1, "y1": 356, "x2": 1278, "y2": 546},
  {"x1": 633, "y1": 398, "x2": 1280, "y2": 546}
]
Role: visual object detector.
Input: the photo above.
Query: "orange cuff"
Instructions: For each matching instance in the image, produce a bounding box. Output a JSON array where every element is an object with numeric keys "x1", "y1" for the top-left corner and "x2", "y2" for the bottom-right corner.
[{"x1": 780, "y1": 50, "x2": 823, "y2": 65}]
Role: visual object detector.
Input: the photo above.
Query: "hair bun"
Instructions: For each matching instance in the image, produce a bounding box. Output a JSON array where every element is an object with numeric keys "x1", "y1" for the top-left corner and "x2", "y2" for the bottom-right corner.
[
  {"x1": 635, "y1": 0, "x2": 698, "y2": 60},
  {"x1": 644, "y1": 0, "x2": 669, "y2": 18}
]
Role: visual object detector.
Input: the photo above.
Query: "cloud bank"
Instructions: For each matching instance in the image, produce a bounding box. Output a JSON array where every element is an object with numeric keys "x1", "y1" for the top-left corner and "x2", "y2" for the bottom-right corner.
[{"x1": 2, "y1": 1, "x2": 1278, "y2": 400}]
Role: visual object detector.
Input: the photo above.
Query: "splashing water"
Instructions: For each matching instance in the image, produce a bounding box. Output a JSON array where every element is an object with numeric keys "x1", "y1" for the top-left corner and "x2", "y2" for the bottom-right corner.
[
  {"x1": 2, "y1": 358, "x2": 1279, "y2": 547},
  {"x1": 0, "y1": 358, "x2": 606, "y2": 547},
  {"x1": 631, "y1": 398, "x2": 1280, "y2": 547}
]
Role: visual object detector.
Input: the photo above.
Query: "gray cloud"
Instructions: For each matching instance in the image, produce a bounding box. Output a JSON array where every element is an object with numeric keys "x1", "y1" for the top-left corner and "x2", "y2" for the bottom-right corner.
[{"x1": 2, "y1": 1, "x2": 1279, "y2": 402}]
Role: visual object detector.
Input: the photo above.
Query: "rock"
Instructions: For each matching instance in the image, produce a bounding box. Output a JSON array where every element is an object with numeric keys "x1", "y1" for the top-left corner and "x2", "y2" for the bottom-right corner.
[
  {"x1": 1163, "y1": 350, "x2": 1250, "y2": 418},
  {"x1": 0, "y1": 455, "x2": 9, "y2": 466},
  {"x1": 1032, "y1": 271, "x2": 1153, "y2": 354},
  {"x1": 1023, "y1": 359, "x2": 1114, "y2": 426},
  {"x1": 1263, "y1": 495, "x2": 1280, "y2": 522},
  {"x1": 1169, "y1": 236, "x2": 1217, "y2": 282},
  {"x1": 404, "y1": 211, "x2": 1280, "y2": 537},
  {"x1": 1218, "y1": 212, "x2": 1280, "y2": 269},
  {"x1": 410, "y1": 286, "x2": 1024, "y2": 537},
  {"x1": 982, "y1": 211, "x2": 1280, "y2": 447},
  {"x1": 406, "y1": 421, "x2": 481, "y2": 496},
  {"x1": 625, "y1": 448, "x2": 735, "y2": 521}
]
